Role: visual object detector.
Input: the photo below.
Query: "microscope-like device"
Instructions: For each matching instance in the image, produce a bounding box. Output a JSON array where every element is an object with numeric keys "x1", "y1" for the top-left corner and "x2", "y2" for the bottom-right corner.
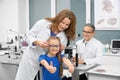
[
  {"x1": 6, "y1": 29, "x2": 24, "y2": 59},
  {"x1": 64, "y1": 33, "x2": 80, "y2": 67}
]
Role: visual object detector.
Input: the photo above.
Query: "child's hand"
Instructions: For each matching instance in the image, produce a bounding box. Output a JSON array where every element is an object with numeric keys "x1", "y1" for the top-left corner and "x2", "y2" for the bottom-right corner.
[
  {"x1": 68, "y1": 65, "x2": 74, "y2": 73},
  {"x1": 48, "y1": 61, "x2": 56, "y2": 73},
  {"x1": 60, "y1": 44, "x2": 65, "y2": 51}
]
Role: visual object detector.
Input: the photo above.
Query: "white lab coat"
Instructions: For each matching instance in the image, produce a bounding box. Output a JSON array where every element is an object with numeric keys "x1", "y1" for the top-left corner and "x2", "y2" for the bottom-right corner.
[
  {"x1": 15, "y1": 19, "x2": 67, "y2": 80},
  {"x1": 74, "y1": 38, "x2": 104, "y2": 64},
  {"x1": 63, "y1": 38, "x2": 104, "y2": 77}
]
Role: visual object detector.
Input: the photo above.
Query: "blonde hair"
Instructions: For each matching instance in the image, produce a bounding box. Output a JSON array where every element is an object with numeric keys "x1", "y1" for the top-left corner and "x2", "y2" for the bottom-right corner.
[
  {"x1": 47, "y1": 36, "x2": 63, "y2": 76},
  {"x1": 46, "y1": 9, "x2": 76, "y2": 40}
]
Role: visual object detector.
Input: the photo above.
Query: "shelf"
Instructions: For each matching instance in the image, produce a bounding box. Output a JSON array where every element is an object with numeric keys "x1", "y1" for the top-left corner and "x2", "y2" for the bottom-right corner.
[{"x1": 102, "y1": 52, "x2": 120, "y2": 57}]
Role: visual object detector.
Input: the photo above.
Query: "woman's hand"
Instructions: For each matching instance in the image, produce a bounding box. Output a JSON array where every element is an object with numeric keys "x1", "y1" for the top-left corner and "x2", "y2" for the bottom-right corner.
[{"x1": 33, "y1": 40, "x2": 49, "y2": 48}]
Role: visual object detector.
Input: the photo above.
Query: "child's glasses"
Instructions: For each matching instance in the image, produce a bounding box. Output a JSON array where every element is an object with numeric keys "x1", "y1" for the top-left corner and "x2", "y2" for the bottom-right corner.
[{"x1": 49, "y1": 44, "x2": 60, "y2": 48}]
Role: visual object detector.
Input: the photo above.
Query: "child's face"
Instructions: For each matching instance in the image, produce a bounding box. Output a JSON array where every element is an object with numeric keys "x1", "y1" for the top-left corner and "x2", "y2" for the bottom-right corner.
[{"x1": 48, "y1": 39, "x2": 60, "y2": 56}]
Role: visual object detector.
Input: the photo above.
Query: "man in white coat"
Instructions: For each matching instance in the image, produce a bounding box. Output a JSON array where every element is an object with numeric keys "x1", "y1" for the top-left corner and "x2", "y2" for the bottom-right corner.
[{"x1": 73, "y1": 23, "x2": 104, "y2": 80}]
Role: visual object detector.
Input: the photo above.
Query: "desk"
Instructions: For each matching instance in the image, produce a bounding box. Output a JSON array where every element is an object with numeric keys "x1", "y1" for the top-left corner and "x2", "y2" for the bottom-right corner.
[
  {"x1": 87, "y1": 65, "x2": 120, "y2": 80},
  {"x1": 0, "y1": 54, "x2": 22, "y2": 65},
  {"x1": 72, "y1": 64, "x2": 97, "y2": 80},
  {"x1": 0, "y1": 51, "x2": 22, "y2": 80}
]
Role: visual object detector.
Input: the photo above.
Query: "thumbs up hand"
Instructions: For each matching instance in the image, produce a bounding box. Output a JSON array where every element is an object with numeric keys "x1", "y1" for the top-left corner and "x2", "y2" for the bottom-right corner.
[{"x1": 47, "y1": 61, "x2": 56, "y2": 73}]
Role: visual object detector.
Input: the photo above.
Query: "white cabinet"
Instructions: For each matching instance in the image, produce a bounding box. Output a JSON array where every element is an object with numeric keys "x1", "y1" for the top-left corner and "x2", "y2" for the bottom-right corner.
[
  {"x1": 0, "y1": 63, "x2": 18, "y2": 80},
  {"x1": 100, "y1": 53, "x2": 120, "y2": 65},
  {"x1": 0, "y1": 51, "x2": 22, "y2": 80}
]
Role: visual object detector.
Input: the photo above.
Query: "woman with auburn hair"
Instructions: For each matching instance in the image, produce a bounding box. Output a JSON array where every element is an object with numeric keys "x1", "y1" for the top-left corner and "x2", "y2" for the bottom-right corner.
[{"x1": 15, "y1": 9, "x2": 76, "y2": 80}]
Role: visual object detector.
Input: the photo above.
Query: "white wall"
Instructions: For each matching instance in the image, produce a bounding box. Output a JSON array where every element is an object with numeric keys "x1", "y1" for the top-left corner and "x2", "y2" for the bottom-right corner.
[
  {"x1": 0, "y1": 0, "x2": 29, "y2": 43},
  {"x1": 56, "y1": 0, "x2": 70, "y2": 13},
  {"x1": 18, "y1": 0, "x2": 29, "y2": 34}
]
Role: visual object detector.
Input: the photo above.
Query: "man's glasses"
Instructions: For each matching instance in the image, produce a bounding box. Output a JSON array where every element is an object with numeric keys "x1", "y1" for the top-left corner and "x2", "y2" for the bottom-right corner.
[{"x1": 83, "y1": 30, "x2": 93, "y2": 34}]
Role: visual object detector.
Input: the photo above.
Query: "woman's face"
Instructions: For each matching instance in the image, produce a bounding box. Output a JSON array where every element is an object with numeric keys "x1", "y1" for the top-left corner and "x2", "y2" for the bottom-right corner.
[{"x1": 58, "y1": 17, "x2": 71, "y2": 32}]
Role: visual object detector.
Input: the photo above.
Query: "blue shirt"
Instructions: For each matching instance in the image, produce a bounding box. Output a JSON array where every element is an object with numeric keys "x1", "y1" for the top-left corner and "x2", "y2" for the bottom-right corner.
[
  {"x1": 38, "y1": 54, "x2": 64, "y2": 80},
  {"x1": 50, "y1": 31, "x2": 57, "y2": 36}
]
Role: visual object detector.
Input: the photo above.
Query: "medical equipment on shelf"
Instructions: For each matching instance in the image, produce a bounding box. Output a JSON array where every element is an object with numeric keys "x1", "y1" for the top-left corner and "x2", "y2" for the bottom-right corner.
[
  {"x1": 111, "y1": 39, "x2": 120, "y2": 54},
  {"x1": 3, "y1": 29, "x2": 24, "y2": 59}
]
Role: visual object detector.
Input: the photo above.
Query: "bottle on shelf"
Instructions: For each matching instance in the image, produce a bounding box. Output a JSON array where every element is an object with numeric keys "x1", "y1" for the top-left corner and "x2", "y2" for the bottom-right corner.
[{"x1": 103, "y1": 43, "x2": 110, "y2": 53}]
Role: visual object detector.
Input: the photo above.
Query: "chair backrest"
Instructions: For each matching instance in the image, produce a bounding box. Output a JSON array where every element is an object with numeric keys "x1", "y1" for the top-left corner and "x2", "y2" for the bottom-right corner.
[{"x1": 39, "y1": 66, "x2": 43, "y2": 80}]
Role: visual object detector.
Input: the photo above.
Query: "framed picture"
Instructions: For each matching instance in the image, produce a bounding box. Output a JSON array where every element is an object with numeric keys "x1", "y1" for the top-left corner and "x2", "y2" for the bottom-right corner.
[{"x1": 94, "y1": 0, "x2": 120, "y2": 30}]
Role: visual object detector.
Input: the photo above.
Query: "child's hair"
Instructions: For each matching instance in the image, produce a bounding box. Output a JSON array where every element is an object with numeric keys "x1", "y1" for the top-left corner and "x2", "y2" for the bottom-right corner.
[{"x1": 47, "y1": 36, "x2": 63, "y2": 76}]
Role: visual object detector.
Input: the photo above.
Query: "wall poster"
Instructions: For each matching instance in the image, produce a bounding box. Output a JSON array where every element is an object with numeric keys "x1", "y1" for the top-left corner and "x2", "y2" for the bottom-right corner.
[{"x1": 94, "y1": 0, "x2": 120, "y2": 30}]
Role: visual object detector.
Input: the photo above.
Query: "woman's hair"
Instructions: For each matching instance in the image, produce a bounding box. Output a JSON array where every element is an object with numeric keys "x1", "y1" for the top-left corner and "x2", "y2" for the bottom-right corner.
[
  {"x1": 47, "y1": 36, "x2": 63, "y2": 76},
  {"x1": 46, "y1": 9, "x2": 76, "y2": 40}
]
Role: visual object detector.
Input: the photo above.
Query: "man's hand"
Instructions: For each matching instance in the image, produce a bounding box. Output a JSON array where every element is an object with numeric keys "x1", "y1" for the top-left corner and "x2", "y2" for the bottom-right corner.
[
  {"x1": 71, "y1": 57, "x2": 85, "y2": 64},
  {"x1": 78, "y1": 58, "x2": 84, "y2": 64}
]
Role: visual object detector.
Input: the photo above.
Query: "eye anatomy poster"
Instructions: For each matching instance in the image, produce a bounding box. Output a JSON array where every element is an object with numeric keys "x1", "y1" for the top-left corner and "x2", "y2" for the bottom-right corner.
[{"x1": 94, "y1": 0, "x2": 120, "y2": 30}]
